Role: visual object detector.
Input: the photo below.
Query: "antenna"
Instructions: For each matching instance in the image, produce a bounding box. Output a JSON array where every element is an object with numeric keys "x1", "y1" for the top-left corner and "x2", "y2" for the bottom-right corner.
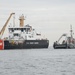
[{"x1": 70, "y1": 25, "x2": 73, "y2": 38}]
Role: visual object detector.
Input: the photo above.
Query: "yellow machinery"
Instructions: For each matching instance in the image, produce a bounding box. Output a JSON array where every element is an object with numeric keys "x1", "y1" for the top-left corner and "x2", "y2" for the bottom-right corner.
[{"x1": 0, "y1": 13, "x2": 15, "y2": 39}]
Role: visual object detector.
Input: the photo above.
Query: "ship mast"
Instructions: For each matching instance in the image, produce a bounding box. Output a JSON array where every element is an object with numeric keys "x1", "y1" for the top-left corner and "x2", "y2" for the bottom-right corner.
[{"x1": 70, "y1": 25, "x2": 73, "y2": 38}]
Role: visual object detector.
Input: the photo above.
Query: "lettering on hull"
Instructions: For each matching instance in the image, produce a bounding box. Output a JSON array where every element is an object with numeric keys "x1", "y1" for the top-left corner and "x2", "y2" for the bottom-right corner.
[{"x1": 26, "y1": 42, "x2": 39, "y2": 44}]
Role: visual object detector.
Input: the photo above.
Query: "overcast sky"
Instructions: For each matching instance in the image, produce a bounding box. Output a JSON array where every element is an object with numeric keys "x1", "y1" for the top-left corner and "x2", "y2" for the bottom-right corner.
[{"x1": 0, "y1": 0, "x2": 75, "y2": 46}]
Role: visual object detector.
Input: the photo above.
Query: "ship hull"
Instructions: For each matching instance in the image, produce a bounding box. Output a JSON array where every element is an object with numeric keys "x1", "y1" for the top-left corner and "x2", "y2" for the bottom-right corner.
[
  {"x1": 53, "y1": 43, "x2": 75, "y2": 49},
  {"x1": 53, "y1": 43, "x2": 68, "y2": 49},
  {"x1": 4, "y1": 40, "x2": 49, "y2": 49}
]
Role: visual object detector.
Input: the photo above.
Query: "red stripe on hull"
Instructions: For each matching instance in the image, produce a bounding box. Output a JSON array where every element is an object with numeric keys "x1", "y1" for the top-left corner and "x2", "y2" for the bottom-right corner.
[{"x1": 0, "y1": 40, "x2": 4, "y2": 50}]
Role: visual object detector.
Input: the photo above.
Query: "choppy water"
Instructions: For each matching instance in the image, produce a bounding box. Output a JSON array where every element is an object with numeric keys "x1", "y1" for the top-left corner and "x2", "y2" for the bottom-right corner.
[{"x1": 0, "y1": 47, "x2": 75, "y2": 75}]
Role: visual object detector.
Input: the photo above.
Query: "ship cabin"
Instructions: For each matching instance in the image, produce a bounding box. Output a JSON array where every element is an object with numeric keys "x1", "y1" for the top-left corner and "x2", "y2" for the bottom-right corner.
[
  {"x1": 8, "y1": 24, "x2": 34, "y2": 40},
  {"x1": 8, "y1": 14, "x2": 45, "y2": 40},
  {"x1": 8, "y1": 24, "x2": 42, "y2": 40}
]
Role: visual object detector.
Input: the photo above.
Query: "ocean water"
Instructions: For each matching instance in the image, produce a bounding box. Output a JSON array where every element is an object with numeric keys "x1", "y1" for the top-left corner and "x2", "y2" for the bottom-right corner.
[{"x1": 0, "y1": 47, "x2": 75, "y2": 75}]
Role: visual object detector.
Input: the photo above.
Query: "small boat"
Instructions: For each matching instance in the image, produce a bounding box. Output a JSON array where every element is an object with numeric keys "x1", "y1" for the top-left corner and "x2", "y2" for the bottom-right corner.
[{"x1": 53, "y1": 25, "x2": 75, "y2": 49}]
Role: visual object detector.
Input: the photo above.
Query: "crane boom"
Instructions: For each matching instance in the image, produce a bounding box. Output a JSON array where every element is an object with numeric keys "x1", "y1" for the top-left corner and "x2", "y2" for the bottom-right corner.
[{"x1": 0, "y1": 13, "x2": 15, "y2": 39}]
